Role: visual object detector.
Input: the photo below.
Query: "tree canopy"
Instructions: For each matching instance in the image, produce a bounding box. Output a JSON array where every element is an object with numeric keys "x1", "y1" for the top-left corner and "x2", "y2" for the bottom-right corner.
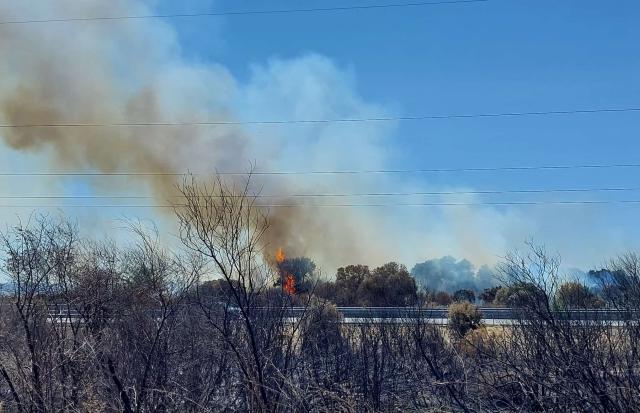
[
  {"x1": 316, "y1": 262, "x2": 417, "y2": 306},
  {"x1": 554, "y1": 282, "x2": 604, "y2": 309}
]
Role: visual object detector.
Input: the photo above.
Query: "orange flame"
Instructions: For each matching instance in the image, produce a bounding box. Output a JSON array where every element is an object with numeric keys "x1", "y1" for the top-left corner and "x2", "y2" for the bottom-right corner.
[
  {"x1": 275, "y1": 247, "x2": 295, "y2": 295},
  {"x1": 283, "y1": 274, "x2": 296, "y2": 295}
]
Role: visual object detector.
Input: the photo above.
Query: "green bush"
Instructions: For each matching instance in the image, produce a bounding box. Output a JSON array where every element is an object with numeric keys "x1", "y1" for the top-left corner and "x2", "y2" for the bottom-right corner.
[{"x1": 554, "y1": 281, "x2": 605, "y2": 309}]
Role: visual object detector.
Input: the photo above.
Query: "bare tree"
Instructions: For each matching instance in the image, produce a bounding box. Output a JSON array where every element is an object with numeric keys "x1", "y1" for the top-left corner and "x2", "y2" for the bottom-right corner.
[
  {"x1": 175, "y1": 174, "x2": 314, "y2": 412},
  {"x1": 0, "y1": 215, "x2": 77, "y2": 413}
]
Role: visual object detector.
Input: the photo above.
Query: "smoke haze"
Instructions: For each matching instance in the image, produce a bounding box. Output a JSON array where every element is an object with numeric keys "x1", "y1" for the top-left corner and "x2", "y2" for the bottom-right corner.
[
  {"x1": 411, "y1": 256, "x2": 497, "y2": 292},
  {"x1": 0, "y1": 0, "x2": 531, "y2": 272}
]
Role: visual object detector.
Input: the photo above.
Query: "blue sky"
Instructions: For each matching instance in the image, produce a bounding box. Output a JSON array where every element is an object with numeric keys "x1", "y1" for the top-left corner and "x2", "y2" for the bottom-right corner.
[
  {"x1": 1, "y1": 0, "x2": 639, "y2": 273},
  {"x1": 155, "y1": 0, "x2": 640, "y2": 266},
  {"x1": 163, "y1": 0, "x2": 640, "y2": 171}
]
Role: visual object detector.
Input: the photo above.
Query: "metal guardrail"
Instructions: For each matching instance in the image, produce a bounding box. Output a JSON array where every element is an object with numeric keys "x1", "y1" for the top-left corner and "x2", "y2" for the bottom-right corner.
[
  {"x1": 290, "y1": 307, "x2": 638, "y2": 322},
  {"x1": 43, "y1": 305, "x2": 638, "y2": 323}
]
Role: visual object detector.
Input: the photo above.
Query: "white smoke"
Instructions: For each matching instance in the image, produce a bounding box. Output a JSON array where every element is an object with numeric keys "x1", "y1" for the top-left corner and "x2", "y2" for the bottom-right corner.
[{"x1": 0, "y1": 0, "x2": 537, "y2": 273}]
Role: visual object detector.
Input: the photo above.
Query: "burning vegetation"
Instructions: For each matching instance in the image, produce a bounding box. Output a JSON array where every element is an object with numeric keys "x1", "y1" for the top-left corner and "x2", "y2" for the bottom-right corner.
[{"x1": 276, "y1": 247, "x2": 296, "y2": 295}]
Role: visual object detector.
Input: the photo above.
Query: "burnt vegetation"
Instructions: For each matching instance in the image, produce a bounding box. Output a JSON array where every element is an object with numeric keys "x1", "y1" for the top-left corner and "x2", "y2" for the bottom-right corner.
[{"x1": 0, "y1": 178, "x2": 638, "y2": 412}]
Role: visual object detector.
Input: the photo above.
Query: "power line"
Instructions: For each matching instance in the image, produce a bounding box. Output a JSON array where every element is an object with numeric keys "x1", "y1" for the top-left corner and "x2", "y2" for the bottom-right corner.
[
  {"x1": 1, "y1": 163, "x2": 640, "y2": 176},
  {"x1": 2, "y1": 187, "x2": 640, "y2": 199},
  {"x1": 1, "y1": 107, "x2": 638, "y2": 129},
  {"x1": 0, "y1": 1, "x2": 490, "y2": 25},
  {"x1": 1, "y1": 200, "x2": 640, "y2": 208}
]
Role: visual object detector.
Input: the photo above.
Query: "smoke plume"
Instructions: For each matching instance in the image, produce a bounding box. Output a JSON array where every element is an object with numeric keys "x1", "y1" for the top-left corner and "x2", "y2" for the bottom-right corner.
[
  {"x1": 0, "y1": 1, "x2": 248, "y2": 199},
  {"x1": 0, "y1": 0, "x2": 402, "y2": 270},
  {"x1": 411, "y1": 256, "x2": 497, "y2": 292},
  {"x1": 0, "y1": 1, "x2": 533, "y2": 273}
]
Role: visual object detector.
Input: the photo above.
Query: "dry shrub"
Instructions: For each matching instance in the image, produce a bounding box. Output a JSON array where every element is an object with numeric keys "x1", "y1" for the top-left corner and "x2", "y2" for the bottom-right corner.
[
  {"x1": 300, "y1": 298, "x2": 343, "y2": 352},
  {"x1": 458, "y1": 327, "x2": 497, "y2": 357},
  {"x1": 448, "y1": 301, "x2": 483, "y2": 337}
]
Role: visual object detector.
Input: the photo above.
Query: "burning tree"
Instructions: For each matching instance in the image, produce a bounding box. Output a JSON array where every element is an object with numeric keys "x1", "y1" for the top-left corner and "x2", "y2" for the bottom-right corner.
[
  {"x1": 275, "y1": 247, "x2": 297, "y2": 295},
  {"x1": 274, "y1": 249, "x2": 317, "y2": 295}
]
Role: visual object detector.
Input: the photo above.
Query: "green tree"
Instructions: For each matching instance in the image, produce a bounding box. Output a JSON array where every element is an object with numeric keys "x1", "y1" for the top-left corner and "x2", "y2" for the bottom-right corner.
[
  {"x1": 554, "y1": 282, "x2": 604, "y2": 309},
  {"x1": 589, "y1": 266, "x2": 640, "y2": 307},
  {"x1": 357, "y1": 262, "x2": 417, "y2": 306},
  {"x1": 453, "y1": 289, "x2": 476, "y2": 303},
  {"x1": 334, "y1": 264, "x2": 371, "y2": 305},
  {"x1": 479, "y1": 286, "x2": 501, "y2": 304},
  {"x1": 494, "y1": 282, "x2": 547, "y2": 308},
  {"x1": 433, "y1": 291, "x2": 453, "y2": 306}
]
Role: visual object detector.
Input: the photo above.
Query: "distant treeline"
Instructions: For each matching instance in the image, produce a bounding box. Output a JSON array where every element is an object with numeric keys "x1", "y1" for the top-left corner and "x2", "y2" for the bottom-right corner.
[{"x1": 279, "y1": 256, "x2": 612, "y2": 310}]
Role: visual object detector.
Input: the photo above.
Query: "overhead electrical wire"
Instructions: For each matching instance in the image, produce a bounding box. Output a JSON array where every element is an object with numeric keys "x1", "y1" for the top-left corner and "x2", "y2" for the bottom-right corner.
[
  {"x1": 0, "y1": 1, "x2": 490, "y2": 25},
  {"x1": 1, "y1": 162, "x2": 640, "y2": 176},
  {"x1": 1, "y1": 186, "x2": 640, "y2": 199},
  {"x1": 1, "y1": 200, "x2": 640, "y2": 208},
  {"x1": 0, "y1": 107, "x2": 638, "y2": 129},
  {"x1": 0, "y1": 3, "x2": 636, "y2": 216}
]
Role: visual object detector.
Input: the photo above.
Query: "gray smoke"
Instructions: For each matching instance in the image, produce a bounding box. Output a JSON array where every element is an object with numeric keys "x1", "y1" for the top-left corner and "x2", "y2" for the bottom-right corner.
[
  {"x1": 411, "y1": 256, "x2": 497, "y2": 292},
  {"x1": 0, "y1": 0, "x2": 404, "y2": 270},
  {"x1": 0, "y1": 0, "x2": 530, "y2": 273}
]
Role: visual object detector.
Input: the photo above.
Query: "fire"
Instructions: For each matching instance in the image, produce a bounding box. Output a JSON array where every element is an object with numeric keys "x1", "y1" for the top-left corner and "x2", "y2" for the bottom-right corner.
[
  {"x1": 283, "y1": 274, "x2": 296, "y2": 295},
  {"x1": 275, "y1": 247, "x2": 296, "y2": 295}
]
